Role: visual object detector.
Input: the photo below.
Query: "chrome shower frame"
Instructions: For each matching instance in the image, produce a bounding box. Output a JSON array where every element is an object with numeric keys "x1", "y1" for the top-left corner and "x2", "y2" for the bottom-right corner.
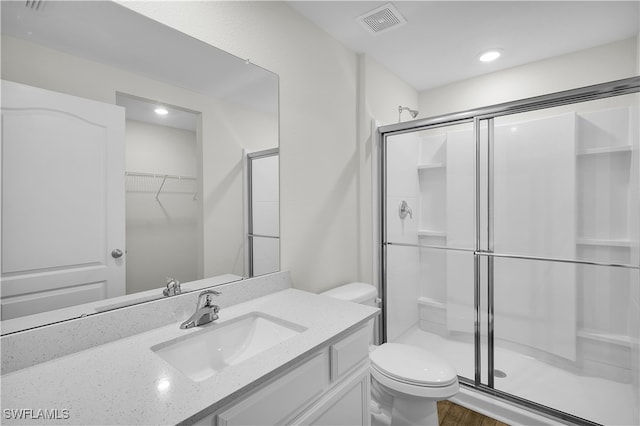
[{"x1": 378, "y1": 76, "x2": 640, "y2": 426}]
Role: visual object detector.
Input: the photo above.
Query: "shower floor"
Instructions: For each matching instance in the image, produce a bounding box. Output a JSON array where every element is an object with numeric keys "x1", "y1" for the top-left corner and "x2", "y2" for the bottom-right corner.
[{"x1": 395, "y1": 325, "x2": 638, "y2": 426}]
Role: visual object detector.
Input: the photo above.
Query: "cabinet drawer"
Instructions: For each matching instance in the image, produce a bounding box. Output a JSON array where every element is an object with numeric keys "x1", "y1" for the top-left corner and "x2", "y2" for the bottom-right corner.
[
  {"x1": 217, "y1": 350, "x2": 330, "y2": 426},
  {"x1": 330, "y1": 324, "x2": 370, "y2": 381}
]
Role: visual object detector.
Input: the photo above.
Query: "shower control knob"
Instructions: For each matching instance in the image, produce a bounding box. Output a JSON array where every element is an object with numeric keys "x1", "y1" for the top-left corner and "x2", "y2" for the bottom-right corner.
[
  {"x1": 399, "y1": 200, "x2": 413, "y2": 219},
  {"x1": 111, "y1": 249, "x2": 123, "y2": 259}
]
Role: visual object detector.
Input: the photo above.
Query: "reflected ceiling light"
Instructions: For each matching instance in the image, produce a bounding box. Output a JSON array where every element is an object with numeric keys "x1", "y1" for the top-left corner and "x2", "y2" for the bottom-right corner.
[
  {"x1": 154, "y1": 107, "x2": 169, "y2": 115},
  {"x1": 479, "y1": 49, "x2": 501, "y2": 62},
  {"x1": 156, "y1": 377, "x2": 171, "y2": 392}
]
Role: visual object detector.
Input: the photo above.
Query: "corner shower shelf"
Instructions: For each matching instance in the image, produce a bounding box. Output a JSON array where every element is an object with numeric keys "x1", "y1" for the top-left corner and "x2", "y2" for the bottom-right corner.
[
  {"x1": 417, "y1": 162, "x2": 446, "y2": 170},
  {"x1": 576, "y1": 238, "x2": 633, "y2": 248},
  {"x1": 418, "y1": 230, "x2": 447, "y2": 238},
  {"x1": 577, "y1": 329, "x2": 635, "y2": 346},
  {"x1": 576, "y1": 145, "x2": 632, "y2": 156}
]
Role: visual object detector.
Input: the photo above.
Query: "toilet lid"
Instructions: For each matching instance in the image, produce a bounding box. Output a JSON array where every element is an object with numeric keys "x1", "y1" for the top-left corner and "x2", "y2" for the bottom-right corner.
[{"x1": 370, "y1": 343, "x2": 457, "y2": 387}]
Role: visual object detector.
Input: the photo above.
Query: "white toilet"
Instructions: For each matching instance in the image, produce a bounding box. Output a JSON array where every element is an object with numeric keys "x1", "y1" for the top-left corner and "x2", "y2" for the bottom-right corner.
[{"x1": 322, "y1": 283, "x2": 459, "y2": 426}]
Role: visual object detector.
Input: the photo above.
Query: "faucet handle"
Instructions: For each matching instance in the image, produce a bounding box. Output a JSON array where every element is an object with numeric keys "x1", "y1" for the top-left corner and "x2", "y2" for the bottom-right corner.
[
  {"x1": 198, "y1": 289, "x2": 221, "y2": 307},
  {"x1": 163, "y1": 277, "x2": 181, "y2": 297}
]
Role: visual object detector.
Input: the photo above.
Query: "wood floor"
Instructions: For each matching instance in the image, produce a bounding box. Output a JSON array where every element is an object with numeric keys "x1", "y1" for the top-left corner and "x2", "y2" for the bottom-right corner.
[{"x1": 438, "y1": 401, "x2": 510, "y2": 426}]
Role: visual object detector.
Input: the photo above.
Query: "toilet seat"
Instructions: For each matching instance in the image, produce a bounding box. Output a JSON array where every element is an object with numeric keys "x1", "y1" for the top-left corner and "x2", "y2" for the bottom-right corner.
[{"x1": 370, "y1": 343, "x2": 459, "y2": 398}]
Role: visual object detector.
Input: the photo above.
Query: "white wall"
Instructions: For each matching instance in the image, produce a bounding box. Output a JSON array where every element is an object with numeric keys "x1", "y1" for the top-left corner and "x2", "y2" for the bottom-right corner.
[
  {"x1": 419, "y1": 37, "x2": 638, "y2": 118},
  {"x1": 359, "y1": 55, "x2": 419, "y2": 127},
  {"x1": 125, "y1": 120, "x2": 197, "y2": 177},
  {"x1": 357, "y1": 54, "x2": 419, "y2": 286}
]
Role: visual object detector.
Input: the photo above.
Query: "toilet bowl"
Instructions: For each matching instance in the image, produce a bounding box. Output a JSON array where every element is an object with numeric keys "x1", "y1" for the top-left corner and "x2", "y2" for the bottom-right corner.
[
  {"x1": 322, "y1": 283, "x2": 459, "y2": 426},
  {"x1": 370, "y1": 343, "x2": 458, "y2": 425}
]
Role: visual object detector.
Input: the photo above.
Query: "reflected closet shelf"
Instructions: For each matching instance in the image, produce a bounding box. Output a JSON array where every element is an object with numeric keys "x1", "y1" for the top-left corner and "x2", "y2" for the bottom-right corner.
[{"x1": 125, "y1": 171, "x2": 198, "y2": 200}]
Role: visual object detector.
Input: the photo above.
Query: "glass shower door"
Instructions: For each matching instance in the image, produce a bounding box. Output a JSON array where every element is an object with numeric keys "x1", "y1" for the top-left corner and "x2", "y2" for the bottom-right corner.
[
  {"x1": 489, "y1": 95, "x2": 640, "y2": 425},
  {"x1": 381, "y1": 80, "x2": 639, "y2": 426},
  {"x1": 383, "y1": 122, "x2": 477, "y2": 383}
]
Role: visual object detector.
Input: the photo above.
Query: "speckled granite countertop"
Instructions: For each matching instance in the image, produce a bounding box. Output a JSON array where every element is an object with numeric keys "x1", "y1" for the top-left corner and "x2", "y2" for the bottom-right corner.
[{"x1": 1, "y1": 289, "x2": 378, "y2": 425}]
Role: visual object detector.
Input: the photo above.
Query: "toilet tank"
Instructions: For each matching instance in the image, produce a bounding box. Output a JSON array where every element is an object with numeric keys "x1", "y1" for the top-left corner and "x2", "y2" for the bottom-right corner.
[
  {"x1": 322, "y1": 282, "x2": 379, "y2": 345},
  {"x1": 321, "y1": 282, "x2": 378, "y2": 306}
]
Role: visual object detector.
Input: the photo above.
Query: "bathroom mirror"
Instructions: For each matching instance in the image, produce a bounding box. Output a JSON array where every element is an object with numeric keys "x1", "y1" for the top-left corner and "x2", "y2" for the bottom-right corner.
[{"x1": 0, "y1": 1, "x2": 279, "y2": 333}]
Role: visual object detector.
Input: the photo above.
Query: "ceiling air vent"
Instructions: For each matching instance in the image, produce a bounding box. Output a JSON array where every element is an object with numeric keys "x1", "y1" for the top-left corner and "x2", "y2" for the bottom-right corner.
[
  {"x1": 358, "y1": 3, "x2": 407, "y2": 35},
  {"x1": 25, "y1": 0, "x2": 44, "y2": 10}
]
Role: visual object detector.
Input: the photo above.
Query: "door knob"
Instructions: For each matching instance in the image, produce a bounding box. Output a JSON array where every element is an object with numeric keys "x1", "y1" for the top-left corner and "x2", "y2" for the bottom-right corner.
[{"x1": 111, "y1": 249, "x2": 123, "y2": 259}]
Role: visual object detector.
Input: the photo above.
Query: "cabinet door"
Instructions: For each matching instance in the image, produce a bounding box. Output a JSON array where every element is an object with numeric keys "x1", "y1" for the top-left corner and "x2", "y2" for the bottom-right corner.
[
  {"x1": 294, "y1": 363, "x2": 371, "y2": 426},
  {"x1": 216, "y1": 351, "x2": 329, "y2": 426}
]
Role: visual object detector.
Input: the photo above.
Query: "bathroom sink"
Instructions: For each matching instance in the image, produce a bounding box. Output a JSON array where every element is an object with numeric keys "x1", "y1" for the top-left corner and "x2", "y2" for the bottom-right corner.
[{"x1": 151, "y1": 313, "x2": 306, "y2": 382}]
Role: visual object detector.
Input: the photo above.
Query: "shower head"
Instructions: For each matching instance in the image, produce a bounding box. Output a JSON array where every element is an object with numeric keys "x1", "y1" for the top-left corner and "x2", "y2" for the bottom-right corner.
[{"x1": 398, "y1": 105, "x2": 419, "y2": 122}]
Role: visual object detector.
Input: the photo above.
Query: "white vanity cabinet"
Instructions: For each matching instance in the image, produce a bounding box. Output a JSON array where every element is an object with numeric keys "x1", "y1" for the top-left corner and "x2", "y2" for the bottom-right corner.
[{"x1": 193, "y1": 324, "x2": 371, "y2": 426}]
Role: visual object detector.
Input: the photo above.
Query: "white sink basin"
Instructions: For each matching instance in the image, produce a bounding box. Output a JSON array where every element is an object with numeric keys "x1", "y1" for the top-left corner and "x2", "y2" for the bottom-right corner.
[{"x1": 151, "y1": 313, "x2": 306, "y2": 382}]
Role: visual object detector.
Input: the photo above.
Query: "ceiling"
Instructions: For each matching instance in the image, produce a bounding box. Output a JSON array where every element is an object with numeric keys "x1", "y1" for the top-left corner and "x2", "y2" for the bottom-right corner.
[
  {"x1": 289, "y1": 1, "x2": 639, "y2": 91},
  {"x1": 116, "y1": 94, "x2": 199, "y2": 132}
]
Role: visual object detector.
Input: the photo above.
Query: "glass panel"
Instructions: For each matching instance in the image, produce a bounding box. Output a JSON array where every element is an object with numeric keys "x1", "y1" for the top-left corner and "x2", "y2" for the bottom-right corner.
[
  {"x1": 250, "y1": 154, "x2": 279, "y2": 237},
  {"x1": 386, "y1": 244, "x2": 476, "y2": 381},
  {"x1": 250, "y1": 236, "x2": 280, "y2": 277},
  {"x1": 385, "y1": 122, "x2": 475, "y2": 250},
  {"x1": 248, "y1": 151, "x2": 279, "y2": 277},
  {"x1": 493, "y1": 94, "x2": 639, "y2": 265},
  {"x1": 492, "y1": 256, "x2": 639, "y2": 425}
]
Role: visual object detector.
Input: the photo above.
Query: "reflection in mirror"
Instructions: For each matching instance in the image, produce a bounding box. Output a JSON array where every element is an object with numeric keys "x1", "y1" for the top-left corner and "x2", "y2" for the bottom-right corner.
[
  {"x1": 118, "y1": 94, "x2": 201, "y2": 294},
  {"x1": 247, "y1": 149, "x2": 280, "y2": 277},
  {"x1": 0, "y1": 1, "x2": 279, "y2": 333}
]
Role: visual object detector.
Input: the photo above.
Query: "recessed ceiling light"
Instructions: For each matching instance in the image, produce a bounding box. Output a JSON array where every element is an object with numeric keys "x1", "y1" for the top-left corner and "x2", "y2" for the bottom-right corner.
[
  {"x1": 154, "y1": 107, "x2": 169, "y2": 115},
  {"x1": 479, "y1": 50, "x2": 501, "y2": 63}
]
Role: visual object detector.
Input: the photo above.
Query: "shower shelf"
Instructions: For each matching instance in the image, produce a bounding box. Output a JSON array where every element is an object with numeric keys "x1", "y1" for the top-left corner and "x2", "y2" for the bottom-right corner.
[
  {"x1": 576, "y1": 238, "x2": 632, "y2": 247},
  {"x1": 417, "y1": 162, "x2": 446, "y2": 170},
  {"x1": 576, "y1": 145, "x2": 632, "y2": 156},
  {"x1": 577, "y1": 328, "x2": 635, "y2": 346},
  {"x1": 418, "y1": 230, "x2": 447, "y2": 238}
]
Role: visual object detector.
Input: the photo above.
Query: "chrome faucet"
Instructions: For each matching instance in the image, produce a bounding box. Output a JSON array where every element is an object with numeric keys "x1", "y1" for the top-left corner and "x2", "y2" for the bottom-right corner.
[
  {"x1": 163, "y1": 277, "x2": 181, "y2": 297},
  {"x1": 180, "y1": 290, "x2": 221, "y2": 329}
]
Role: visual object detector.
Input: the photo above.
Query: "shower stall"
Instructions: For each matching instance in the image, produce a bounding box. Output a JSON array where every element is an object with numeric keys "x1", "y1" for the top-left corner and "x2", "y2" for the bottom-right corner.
[{"x1": 379, "y1": 77, "x2": 639, "y2": 425}]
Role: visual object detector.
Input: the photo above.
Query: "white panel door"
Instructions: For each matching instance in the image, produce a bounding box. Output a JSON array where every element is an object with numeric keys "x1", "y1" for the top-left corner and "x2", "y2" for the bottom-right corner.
[{"x1": 1, "y1": 80, "x2": 125, "y2": 320}]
